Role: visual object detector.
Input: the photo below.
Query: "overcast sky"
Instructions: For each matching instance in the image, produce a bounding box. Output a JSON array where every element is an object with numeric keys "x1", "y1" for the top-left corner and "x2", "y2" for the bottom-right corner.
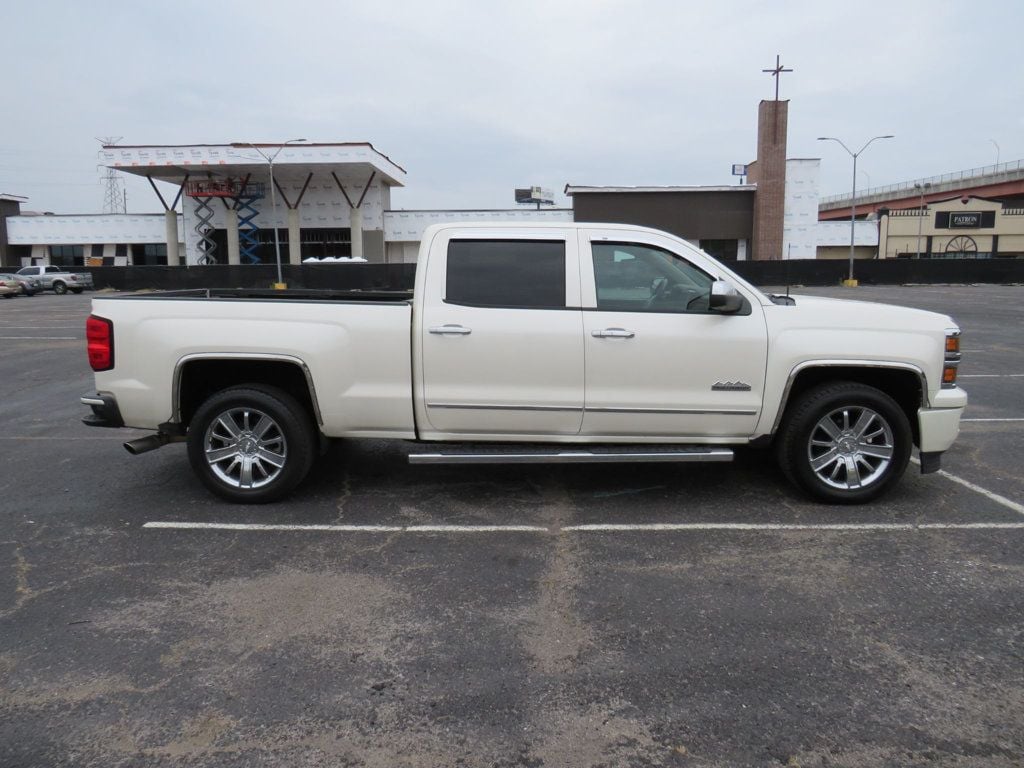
[{"x1": 4, "y1": 0, "x2": 1022, "y2": 214}]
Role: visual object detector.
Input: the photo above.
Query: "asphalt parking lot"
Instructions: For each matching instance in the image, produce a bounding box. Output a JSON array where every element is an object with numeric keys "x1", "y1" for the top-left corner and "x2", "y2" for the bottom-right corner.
[{"x1": 2, "y1": 285, "x2": 1023, "y2": 767}]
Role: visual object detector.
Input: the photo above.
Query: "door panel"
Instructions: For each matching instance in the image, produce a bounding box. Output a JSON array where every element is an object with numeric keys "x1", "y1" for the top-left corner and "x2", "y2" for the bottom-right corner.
[
  {"x1": 583, "y1": 310, "x2": 767, "y2": 436},
  {"x1": 420, "y1": 233, "x2": 585, "y2": 436},
  {"x1": 580, "y1": 232, "x2": 768, "y2": 438},
  {"x1": 422, "y1": 304, "x2": 585, "y2": 434}
]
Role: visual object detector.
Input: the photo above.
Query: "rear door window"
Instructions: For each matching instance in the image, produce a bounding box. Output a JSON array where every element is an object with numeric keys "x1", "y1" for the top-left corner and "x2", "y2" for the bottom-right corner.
[{"x1": 446, "y1": 240, "x2": 566, "y2": 309}]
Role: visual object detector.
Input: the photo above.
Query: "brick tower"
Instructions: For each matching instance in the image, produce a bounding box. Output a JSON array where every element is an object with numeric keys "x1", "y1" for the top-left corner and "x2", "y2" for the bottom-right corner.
[{"x1": 747, "y1": 99, "x2": 788, "y2": 261}]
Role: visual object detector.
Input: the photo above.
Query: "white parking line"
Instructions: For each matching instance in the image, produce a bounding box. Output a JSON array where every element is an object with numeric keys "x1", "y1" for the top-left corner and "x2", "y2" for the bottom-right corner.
[
  {"x1": 565, "y1": 522, "x2": 1024, "y2": 532},
  {"x1": 144, "y1": 522, "x2": 549, "y2": 533},
  {"x1": 911, "y1": 457, "x2": 1024, "y2": 516},
  {"x1": 0, "y1": 436, "x2": 139, "y2": 441},
  {"x1": 962, "y1": 418, "x2": 1024, "y2": 422},
  {"x1": 144, "y1": 521, "x2": 1024, "y2": 534}
]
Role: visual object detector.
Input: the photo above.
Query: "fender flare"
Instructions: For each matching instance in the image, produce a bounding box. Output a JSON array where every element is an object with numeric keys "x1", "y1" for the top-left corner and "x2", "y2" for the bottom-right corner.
[{"x1": 171, "y1": 352, "x2": 323, "y2": 426}]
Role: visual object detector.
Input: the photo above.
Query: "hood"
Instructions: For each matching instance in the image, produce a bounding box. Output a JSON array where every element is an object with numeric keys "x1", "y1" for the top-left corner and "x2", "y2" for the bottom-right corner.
[{"x1": 781, "y1": 294, "x2": 959, "y2": 333}]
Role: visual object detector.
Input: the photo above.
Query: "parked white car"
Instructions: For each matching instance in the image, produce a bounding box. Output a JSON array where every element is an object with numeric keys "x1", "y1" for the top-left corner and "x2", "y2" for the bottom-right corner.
[{"x1": 81, "y1": 222, "x2": 966, "y2": 504}]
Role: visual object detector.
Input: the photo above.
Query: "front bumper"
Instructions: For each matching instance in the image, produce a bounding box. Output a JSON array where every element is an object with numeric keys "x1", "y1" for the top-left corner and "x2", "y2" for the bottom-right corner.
[
  {"x1": 918, "y1": 386, "x2": 968, "y2": 454},
  {"x1": 81, "y1": 392, "x2": 124, "y2": 428}
]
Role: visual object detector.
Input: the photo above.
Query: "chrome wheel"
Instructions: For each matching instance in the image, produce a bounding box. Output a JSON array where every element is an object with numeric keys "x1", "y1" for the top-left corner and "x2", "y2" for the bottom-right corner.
[
  {"x1": 203, "y1": 407, "x2": 287, "y2": 490},
  {"x1": 807, "y1": 406, "x2": 894, "y2": 490}
]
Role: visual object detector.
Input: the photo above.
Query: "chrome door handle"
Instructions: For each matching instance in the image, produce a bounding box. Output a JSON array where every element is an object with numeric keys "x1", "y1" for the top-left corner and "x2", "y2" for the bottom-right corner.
[
  {"x1": 429, "y1": 324, "x2": 472, "y2": 336},
  {"x1": 591, "y1": 328, "x2": 635, "y2": 339}
]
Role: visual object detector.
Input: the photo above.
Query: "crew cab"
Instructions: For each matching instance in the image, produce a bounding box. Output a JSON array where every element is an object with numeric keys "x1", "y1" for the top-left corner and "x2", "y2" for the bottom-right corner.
[
  {"x1": 81, "y1": 222, "x2": 967, "y2": 504},
  {"x1": 17, "y1": 265, "x2": 94, "y2": 294}
]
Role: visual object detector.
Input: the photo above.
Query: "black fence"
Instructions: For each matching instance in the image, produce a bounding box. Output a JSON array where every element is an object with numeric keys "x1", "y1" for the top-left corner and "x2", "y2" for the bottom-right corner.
[
  {"x1": 732, "y1": 258, "x2": 1024, "y2": 286},
  {"x1": 79, "y1": 258, "x2": 1024, "y2": 294},
  {"x1": 83, "y1": 264, "x2": 419, "y2": 292}
]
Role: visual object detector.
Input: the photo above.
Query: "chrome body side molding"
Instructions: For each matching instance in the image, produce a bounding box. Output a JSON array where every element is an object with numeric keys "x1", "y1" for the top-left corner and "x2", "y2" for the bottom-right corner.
[
  {"x1": 427, "y1": 403, "x2": 582, "y2": 412},
  {"x1": 586, "y1": 406, "x2": 758, "y2": 416},
  {"x1": 428, "y1": 403, "x2": 756, "y2": 416}
]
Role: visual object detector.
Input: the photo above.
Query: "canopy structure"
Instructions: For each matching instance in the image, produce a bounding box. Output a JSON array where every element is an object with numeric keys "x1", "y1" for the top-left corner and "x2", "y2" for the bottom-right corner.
[{"x1": 100, "y1": 142, "x2": 406, "y2": 266}]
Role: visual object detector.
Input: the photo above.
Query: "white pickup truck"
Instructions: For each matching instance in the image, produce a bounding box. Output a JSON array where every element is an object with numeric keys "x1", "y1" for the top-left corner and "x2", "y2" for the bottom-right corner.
[{"x1": 81, "y1": 222, "x2": 966, "y2": 504}]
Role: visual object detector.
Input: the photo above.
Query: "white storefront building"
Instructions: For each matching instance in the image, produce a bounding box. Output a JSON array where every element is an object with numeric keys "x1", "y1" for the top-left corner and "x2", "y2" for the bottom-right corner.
[{"x1": 2, "y1": 141, "x2": 875, "y2": 268}]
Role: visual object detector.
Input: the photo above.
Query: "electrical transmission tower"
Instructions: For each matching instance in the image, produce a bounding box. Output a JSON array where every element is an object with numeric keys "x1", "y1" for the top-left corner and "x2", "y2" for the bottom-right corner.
[{"x1": 97, "y1": 136, "x2": 125, "y2": 213}]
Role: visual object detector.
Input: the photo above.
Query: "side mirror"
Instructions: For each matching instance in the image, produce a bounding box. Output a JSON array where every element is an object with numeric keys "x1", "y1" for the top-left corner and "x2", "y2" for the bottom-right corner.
[{"x1": 709, "y1": 280, "x2": 743, "y2": 313}]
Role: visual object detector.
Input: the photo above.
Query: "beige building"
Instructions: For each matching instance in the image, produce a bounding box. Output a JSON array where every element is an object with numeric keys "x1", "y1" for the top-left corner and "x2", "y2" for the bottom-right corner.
[
  {"x1": 814, "y1": 219, "x2": 879, "y2": 261},
  {"x1": 878, "y1": 196, "x2": 1024, "y2": 259}
]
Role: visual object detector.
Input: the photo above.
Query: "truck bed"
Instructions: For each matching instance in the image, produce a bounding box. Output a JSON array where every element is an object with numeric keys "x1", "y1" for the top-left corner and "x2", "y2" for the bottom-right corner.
[{"x1": 90, "y1": 290, "x2": 416, "y2": 437}]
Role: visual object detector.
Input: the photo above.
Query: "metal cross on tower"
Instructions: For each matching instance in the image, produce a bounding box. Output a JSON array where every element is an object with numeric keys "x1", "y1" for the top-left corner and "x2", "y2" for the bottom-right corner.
[{"x1": 762, "y1": 54, "x2": 793, "y2": 101}]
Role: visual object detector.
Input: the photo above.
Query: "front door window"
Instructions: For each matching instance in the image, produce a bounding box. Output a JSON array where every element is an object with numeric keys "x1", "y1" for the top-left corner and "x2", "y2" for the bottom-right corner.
[{"x1": 592, "y1": 243, "x2": 714, "y2": 313}]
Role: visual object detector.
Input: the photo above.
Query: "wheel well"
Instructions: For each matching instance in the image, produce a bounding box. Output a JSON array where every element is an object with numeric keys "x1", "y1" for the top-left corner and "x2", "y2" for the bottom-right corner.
[
  {"x1": 177, "y1": 359, "x2": 319, "y2": 430},
  {"x1": 779, "y1": 366, "x2": 923, "y2": 445}
]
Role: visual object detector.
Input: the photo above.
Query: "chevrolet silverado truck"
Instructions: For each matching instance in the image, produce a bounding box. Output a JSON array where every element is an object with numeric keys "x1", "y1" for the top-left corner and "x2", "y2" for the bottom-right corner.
[
  {"x1": 16, "y1": 265, "x2": 94, "y2": 294},
  {"x1": 80, "y1": 222, "x2": 966, "y2": 504}
]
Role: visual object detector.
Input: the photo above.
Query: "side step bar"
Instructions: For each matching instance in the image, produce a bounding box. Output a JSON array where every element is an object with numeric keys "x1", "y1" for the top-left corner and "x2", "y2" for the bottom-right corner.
[{"x1": 408, "y1": 445, "x2": 734, "y2": 465}]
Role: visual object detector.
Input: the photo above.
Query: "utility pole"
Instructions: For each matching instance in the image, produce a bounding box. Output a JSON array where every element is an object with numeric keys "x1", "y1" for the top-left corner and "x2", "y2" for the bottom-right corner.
[{"x1": 914, "y1": 182, "x2": 932, "y2": 259}]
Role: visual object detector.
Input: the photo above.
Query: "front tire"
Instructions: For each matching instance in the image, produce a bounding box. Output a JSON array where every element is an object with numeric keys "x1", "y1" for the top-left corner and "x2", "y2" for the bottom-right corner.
[
  {"x1": 52, "y1": 281, "x2": 68, "y2": 295},
  {"x1": 776, "y1": 382, "x2": 912, "y2": 504},
  {"x1": 186, "y1": 385, "x2": 317, "y2": 503}
]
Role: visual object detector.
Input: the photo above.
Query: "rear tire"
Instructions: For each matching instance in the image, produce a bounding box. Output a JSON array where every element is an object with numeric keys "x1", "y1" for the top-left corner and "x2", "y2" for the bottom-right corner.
[
  {"x1": 776, "y1": 382, "x2": 912, "y2": 504},
  {"x1": 53, "y1": 281, "x2": 68, "y2": 295},
  {"x1": 186, "y1": 385, "x2": 317, "y2": 503}
]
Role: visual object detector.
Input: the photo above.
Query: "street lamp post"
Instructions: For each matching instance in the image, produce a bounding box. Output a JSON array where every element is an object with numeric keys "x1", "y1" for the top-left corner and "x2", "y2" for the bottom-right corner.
[
  {"x1": 989, "y1": 139, "x2": 1000, "y2": 168},
  {"x1": 914, "y1": 181, "x2": 932, "y2": 259},
  {"x1": 245, "y1": 139, "x2": 306, "y2": 288},
  {"x1": 817, "y1": 134, "x2": 894, "y2": 284}
]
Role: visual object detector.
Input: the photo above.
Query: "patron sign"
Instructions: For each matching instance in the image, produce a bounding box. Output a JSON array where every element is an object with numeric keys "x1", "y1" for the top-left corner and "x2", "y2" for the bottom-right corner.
[
  {"x1": 936, "y1": 211, "x2": 994, "y2": 229},
  {"x1": 950, "y1": 212, "x2": 982, "y2": 228}
]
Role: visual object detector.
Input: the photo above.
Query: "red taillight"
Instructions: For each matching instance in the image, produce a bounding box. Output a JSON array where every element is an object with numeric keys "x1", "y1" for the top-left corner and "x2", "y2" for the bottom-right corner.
[{"x1": 86, "y1": 315, "x2": 114, "y2": 371}]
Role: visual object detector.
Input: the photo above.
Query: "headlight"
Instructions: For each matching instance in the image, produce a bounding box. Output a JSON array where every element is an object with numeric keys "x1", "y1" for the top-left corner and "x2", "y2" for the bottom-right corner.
[{"x1": 942, "y1": 329, "x2": 961, "y2": 389}]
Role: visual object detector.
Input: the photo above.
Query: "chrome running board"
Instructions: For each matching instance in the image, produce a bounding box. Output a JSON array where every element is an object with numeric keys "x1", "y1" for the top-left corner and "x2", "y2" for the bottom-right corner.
[{"x1": 408, "y1": 445, "x2": 734, "y2": 465}]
